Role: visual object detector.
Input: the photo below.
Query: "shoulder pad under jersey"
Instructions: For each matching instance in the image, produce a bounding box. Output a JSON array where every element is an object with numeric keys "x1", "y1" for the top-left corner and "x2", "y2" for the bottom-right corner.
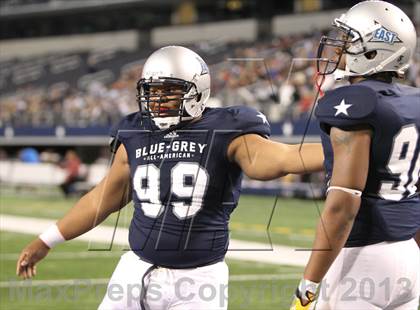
[
  {"x1": 315, "y1": 84, "x2": 378, "y2": 130},
  {"x1": 225, "y1": 105, "x2": 271, "y2": 138}
]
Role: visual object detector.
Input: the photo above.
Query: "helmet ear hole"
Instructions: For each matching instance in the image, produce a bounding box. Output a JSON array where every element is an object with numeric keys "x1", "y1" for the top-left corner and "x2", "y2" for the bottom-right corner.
[
  {"x1": 196, "y1": 93, "x2": 202, "y2": 102},
  {"x1": 364, "y1": 51, "x2": 377, "y2": 60}
]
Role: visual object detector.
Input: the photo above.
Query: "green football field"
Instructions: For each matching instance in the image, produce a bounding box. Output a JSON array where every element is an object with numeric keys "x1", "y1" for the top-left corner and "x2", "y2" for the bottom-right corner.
[{"x1": 0, "y1": 193, "x2": 323, "y2": 309}]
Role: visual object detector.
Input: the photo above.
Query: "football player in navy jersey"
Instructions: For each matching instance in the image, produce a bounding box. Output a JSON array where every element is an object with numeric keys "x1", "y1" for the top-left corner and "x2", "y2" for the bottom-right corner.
[
  {"x1": 16, "y1": 45, "x2": 324, "y2": 309},
  {"x1": 290, "y1": 1, "x2": 419, "y2": 309}
]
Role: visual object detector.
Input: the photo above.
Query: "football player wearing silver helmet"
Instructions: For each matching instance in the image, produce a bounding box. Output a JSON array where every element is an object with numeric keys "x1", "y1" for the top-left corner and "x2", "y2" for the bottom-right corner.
[
  {"x1": 316, "y1": 0, "x2": 417, "y2": 80},
  {"x1": 291, "y1": 1, "x2": 420, "y2": 309},
  {"x1": 17, "y1": 46, "x2": 325, "y2": 310},
  {"x1": 137, "y1": 46, "x2": 211, "y2": 129}
]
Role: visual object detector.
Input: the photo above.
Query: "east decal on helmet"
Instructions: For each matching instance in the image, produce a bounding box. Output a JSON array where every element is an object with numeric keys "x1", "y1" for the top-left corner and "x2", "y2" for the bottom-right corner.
[
  {"x1": 137, "y1": 46, "x2": 211, "y2": 129},
  {"x1": 317, "y1": 0, "x2": 417, "y2": 80}
]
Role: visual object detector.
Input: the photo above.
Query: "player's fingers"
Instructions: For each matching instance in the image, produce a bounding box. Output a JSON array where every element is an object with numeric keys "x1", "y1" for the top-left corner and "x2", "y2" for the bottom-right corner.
[
  {"x1": 27, "y1": 265, "x2": 33, "y2": 278},
  {"x1": 16, "y1": 252, "x2": 28, "y2": 276},
  {"x1": 16, "y1": 253, "x2": 29, "y2": 272},
  {"x1": 18, "y1": 254, "x2": 35, "y2": 279},
  {"x1": 33, "y1": 265, "x2": 37, "y2": 276},
  {"x1": 18, "y1": 265, "x2": 27, "y2": 278},
  {"x1": 17, "y1": 264, "x2": 23, "y2": 277},
  {"x1": 25, "y1": 265, "x2": 33, "y2": 279},
  {"x1": 21, "y1": 267, "x2": 28, "y2": 279},
  {"x1": 30, "y1": 264, "x2": 36, "y2": 278}
]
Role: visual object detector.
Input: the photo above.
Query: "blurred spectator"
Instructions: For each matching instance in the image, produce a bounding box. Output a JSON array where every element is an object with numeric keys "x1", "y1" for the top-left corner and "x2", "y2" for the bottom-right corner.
[
  {"x1": 39, "y1": 148, "x2": 61, "y2": 163},
  {"x1": 94, "y1": 147, "x2": 112, "y2": 165},
  {"x1": 0, "y1": 149, "x2": 8, "y2": 160},
  {"x1": 171, "y1": 0, "x2": 198, "y2": 25},
  {"x1": 59, "y1": 150, "x2": 84, "y2": 197},
  {"x1": 19, "y1": 147, "x2": 40, "y2": 163}
]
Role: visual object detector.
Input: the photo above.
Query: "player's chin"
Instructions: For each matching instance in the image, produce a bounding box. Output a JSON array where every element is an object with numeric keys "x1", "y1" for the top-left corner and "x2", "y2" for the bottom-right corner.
[{"x1": 337, "y1": 57, "x2": 346, "y2": 70}]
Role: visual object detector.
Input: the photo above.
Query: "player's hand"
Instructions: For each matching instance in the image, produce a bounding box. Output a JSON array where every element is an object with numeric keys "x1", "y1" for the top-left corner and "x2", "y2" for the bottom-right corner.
[
  {"x1": 290, "y1": 293, "x2": 316, "y2": 310},
  {"x1": 289, "y1": 279, "x2": 319, "y2": 310},
  {"x1": 16, "y1": 238, "x2": 50, "y2": 279}
]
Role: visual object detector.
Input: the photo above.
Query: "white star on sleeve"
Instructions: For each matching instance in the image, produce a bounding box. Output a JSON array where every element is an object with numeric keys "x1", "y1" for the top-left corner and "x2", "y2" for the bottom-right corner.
[
  {"x1": 334, "y1": 99, "x2": 353, "y2": 116},
  {"x1": 257, "y1": 112, "x2": 268, "y2": 124}
]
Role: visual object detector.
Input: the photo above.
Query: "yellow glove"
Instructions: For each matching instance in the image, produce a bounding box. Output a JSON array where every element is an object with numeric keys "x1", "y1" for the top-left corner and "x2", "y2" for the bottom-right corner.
[{"x1": 290, "y1": 279, "x2": 319, "y2": 310}]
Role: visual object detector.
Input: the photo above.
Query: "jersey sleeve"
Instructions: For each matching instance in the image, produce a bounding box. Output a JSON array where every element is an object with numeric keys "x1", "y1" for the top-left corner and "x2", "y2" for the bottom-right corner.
[
  {"x1": 109, "y1": 112, "x2": 140, "y2": 153},
  {"x1": 218, "y1": 106, "x2": 271, "y2": 161},
  {"x1": 225, "y1": 105, "x2": 271, "y2": 138},
  {"x1": 315, "y1": 85, "x2": 378, "y2": 133}
]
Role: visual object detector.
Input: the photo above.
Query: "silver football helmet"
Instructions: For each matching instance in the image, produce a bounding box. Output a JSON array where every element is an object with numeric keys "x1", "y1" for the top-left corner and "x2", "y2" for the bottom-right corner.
[
  {"x1": 137, "y1": 46, "x2": 211, "y2": 129},
  {"x1": 317, "y1": 0, "x2": 417, "y2": 80}
]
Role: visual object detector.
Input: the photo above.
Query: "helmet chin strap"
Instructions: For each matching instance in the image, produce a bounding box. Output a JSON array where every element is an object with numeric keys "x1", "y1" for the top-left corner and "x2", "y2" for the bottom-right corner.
[
  {"x1": 153, "y1": 117, "x2": 180, "y2": 129},
  {"x1": 334, "y1": 46, "x2": 407, "y2": 81},
  {"x1": 333, "y1": 68, "x2": 350, "y2": 81},
  {"x1": 153, "y1": 115, "x2": 194, "y2": 129}
]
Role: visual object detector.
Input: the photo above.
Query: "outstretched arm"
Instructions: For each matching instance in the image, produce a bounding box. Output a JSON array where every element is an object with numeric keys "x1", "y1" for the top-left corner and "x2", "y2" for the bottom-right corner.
[
  {"x1": 16, "y1": 144, "x2": 131, "y2": 279},
  {"x1": 227, "y1": 133, "x2": 324, "y2": 180}
]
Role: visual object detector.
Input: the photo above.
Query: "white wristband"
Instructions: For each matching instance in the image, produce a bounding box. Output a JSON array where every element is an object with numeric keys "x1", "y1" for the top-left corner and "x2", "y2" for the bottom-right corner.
[
  {"x1": 39, "y1": 225, "x2": 66, "y2": 249},
  {"x1": 326, "y1": 186, "x2": 362, "y2": 197},
  {"x1": 298, "y1": 278, "x2": 319, "y2": 302}
]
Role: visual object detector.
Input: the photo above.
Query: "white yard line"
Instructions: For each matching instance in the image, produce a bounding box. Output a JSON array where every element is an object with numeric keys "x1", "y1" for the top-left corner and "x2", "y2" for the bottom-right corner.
[
  {"x1": 0, "y1": 278, "x2": 109, "y2": 288},
  {"x1": 0, "y1": 214, "x2": 310, "y2": 267},
  {"x1": 0, "y1": 274, "x2": 302, "y2": 288},
  {"x1": 0, "y1": 251, "x2": 122, "y2": 260}
]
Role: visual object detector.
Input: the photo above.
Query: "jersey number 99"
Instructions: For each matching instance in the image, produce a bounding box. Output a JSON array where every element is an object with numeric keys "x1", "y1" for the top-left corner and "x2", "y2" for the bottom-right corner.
[
  {"x1": 133, "y1": 162, "x2": 209, "y2": 219},
  {"x1": 379, "y1": 125, "x2": 420, "y2": 201}
]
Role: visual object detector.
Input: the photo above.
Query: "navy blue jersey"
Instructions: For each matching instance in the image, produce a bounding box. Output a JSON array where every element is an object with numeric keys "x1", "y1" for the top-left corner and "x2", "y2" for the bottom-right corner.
[
  {"x1": 110, "y1": 106, "x2": 270, "y2": 268},
  {"x1": 316, "y1": 79, "x2": 420, "y2": 247}
]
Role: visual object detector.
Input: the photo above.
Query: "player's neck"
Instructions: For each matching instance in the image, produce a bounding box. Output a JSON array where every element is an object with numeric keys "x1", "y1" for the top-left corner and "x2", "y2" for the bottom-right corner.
[
  {"x1": 349, "y1": 73, "x2": 393, "y2": 84},
  {"x1": 349, "y1": 76, "x2": 366, "y2": 84}
]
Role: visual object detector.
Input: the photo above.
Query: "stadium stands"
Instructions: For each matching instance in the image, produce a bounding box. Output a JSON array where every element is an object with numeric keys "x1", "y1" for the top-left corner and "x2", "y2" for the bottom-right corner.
[
  {"x1": 1, "y1": 28, "x2": 418, "y2": 129},
  {"x1": 0, "y1": 32, "x2": 328, "y2": 128}
]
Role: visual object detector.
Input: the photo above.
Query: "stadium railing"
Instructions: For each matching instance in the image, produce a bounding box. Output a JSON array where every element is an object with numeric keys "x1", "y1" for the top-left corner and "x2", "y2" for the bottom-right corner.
[
  {"x1": 0, "y1": 160, "x2": 324, "y2": 198},
  {"x1": 0, "y1": 160, "x2": 108, "y2": 191}
]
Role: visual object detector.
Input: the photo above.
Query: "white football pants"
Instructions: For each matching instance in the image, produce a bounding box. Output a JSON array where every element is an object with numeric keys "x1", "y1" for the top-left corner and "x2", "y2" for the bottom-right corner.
[
  {"x1": 315, "y1": 238, "x2": 420, "y2": 310},
  {"x1": 98, "y1": 251, "x2": 229, "y2": 310}
]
